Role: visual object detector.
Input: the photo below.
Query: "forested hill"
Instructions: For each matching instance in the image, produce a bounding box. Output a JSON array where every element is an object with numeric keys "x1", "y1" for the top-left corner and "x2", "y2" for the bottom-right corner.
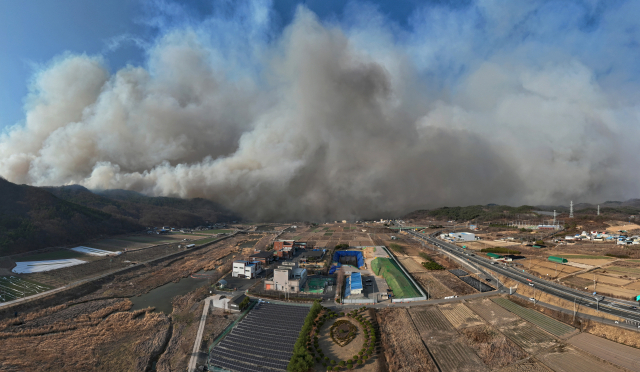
[
  {"x1": 0, "y1": 179, "x2": 239, "y2": 256},
  {"x1": 46, "y1": 186, "x2": 239, "y2": 227},
  {"x1": 403, "y1": 205, "x2": 536, "y2": 222},
  {"x1": 0, "y1": 179, "x2": 141, "y2": 256}
]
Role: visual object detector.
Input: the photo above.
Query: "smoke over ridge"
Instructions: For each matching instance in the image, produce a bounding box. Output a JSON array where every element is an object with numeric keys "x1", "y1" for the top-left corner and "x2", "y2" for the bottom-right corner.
[{"x1": 1, "y1": 0, "x2": 640, "y2": 221}]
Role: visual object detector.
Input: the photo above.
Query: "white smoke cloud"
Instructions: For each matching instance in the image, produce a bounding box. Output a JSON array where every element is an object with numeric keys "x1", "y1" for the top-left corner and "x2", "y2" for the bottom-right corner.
[{"x1": 1, "y1": 0, "x2": 640, "y2": 220}]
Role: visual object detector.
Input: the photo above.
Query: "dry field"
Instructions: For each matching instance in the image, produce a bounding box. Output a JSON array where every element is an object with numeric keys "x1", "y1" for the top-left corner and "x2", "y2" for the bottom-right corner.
[
  {"x1": 576, "y1": 273, "x2": 632, "y2": 286},
  {"x1": 409, "y1": 306, "x2": 455, "y2": 336},
  {"x1": 408, "y1": 306, "x2": 486, "y2": 372},
  {"x1": 604, "y1": 221, "x2": 640, "y2": 232},
  {"x1": 461, "y1": 324, "x2": 528, "y2": 370},
  {"x1": 466, "y1": 298, "x2": 520, "y2": 326},
  {"x1": 431, "y1": 271, "x2": 477, "y2": 295},
  {"x1": 499, "y1": 321, "x2": 557, "y2": 353},
  {"x1": 397, "y1": 256, "x2": 427, "y2": 273},
  {"x1": 496, "y1": 357, "x2": 553, "y2": 372},
  {"x1": 568, "y1": 333, "x2": 640, "y2": 372},
  {"x1": 413, "y1": 272, "x2": 454, "y2": 299},
  {"x1": 438, "y1": 303, "x2": 484, "y2": 329},
  {"x1": 492, "y1": 298, "x2": 576, "y2": 338},
  {"x1": 537, "y1": 345, "x2": 624, "y2": 372},
  {"x1": 376, "y1": 308, "x2": 437, "y2": 372},
  {"x1": 428, "y1": 339, "x2": 487, "y2": 372},
  {"x1": 0, "y1": 299, "x2": 170, "y2": 371}
]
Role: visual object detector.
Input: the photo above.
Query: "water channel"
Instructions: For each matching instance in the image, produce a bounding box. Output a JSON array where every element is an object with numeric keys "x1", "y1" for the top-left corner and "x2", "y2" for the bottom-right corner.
[{"x1": 130, "y1": 269, "x2": 217, "y2": 314}]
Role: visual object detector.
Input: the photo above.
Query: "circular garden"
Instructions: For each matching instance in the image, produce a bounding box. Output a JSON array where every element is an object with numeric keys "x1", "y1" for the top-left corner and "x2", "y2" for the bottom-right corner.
[{"x1": 307, "y1": 306, "x2": 379, "y2": 371}]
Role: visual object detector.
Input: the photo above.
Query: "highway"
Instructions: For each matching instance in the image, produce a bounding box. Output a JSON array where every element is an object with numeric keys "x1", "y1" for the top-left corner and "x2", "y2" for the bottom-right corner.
[{"x1": 406, "y1": 230, "x2": 640, "y2": 327}]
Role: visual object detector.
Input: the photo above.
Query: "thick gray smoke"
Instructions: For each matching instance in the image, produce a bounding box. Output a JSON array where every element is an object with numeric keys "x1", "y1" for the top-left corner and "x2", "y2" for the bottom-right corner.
[{"x1": 1, "y1": 1, "x2": 640, "y2": 221}]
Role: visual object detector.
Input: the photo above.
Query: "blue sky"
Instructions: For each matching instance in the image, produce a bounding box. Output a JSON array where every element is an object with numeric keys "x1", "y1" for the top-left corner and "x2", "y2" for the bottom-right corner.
[{"x1": 0, "y1": 0, "x2": 431, "y2": 131}]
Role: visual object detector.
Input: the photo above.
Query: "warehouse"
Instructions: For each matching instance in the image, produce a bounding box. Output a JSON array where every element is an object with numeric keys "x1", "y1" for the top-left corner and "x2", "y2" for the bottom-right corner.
[
  {"x1": 345, "y1": 272, "x2": 363, "y2": 296},
  {"x1": 449, "y1": 232, "x2": 476, "y2": 241},
  {"x1": 249, "y1": 250, "x2": 274, "y2": 264}
]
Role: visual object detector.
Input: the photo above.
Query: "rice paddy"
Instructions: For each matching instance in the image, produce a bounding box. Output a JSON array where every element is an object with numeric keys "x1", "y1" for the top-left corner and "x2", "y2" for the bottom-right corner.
[{"x1": 0, "y1": 276, "x2": 53, "y2": 302}]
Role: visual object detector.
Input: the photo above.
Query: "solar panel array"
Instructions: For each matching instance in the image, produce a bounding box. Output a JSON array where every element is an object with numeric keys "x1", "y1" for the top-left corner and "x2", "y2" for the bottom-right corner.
[
  {"x1": 209, "y1": 302, "x2": 310, "y2": 372},
  {"x1": 449, "y1": 269, "x2": 469, "y2": 277},
  {"x1": 459, "y1": 276, "x2": 495, "y2": 292}
]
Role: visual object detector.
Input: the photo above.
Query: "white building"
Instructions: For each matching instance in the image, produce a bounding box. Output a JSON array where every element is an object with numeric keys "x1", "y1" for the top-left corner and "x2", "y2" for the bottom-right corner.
[
  {"x1": 232, "y1": 260, "x2": 263, "y2": 278},
  {"x1": 449, "y1": 232, "x2": 476, "y2": 241}
]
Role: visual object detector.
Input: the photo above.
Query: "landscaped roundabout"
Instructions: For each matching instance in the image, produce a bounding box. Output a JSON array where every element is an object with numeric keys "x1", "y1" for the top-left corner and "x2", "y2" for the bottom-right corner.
[{"x1": 291, "y1": 304, "x2": 379, "y2": 371}]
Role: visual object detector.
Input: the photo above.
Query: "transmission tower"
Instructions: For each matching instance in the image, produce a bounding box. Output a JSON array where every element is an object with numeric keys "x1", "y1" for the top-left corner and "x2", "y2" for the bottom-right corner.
[
  {"x1": 553, "y1": 210, "x2": 556, "y2": 227},
  {"x1": 569, "y1": 201, "x2": 574, "y2": 218},
  {"x1": 597, "y1": 205, "x2": 600, "y2": 216}
]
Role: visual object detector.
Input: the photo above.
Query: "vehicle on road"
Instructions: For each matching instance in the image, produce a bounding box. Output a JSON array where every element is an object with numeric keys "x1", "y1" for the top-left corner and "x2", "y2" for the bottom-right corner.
[
  {"x1": 529, "y1": 297, "x2": 535, "y2": 302},
  {"x1": 485, "y1": 278, "x2": 491, "y2": 282}
]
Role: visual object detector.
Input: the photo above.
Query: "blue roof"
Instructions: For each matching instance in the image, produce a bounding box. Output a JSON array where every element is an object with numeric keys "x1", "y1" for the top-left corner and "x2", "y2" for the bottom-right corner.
[{"x1": 350, "y1": 272, "x2": 363, "y2": 291}]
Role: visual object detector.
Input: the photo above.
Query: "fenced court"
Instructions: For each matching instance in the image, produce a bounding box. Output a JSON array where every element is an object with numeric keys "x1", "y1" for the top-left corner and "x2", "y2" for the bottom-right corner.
[
  {"x1": 0, "y1": 276, "x2": 53, "y2": 302},
  {"x1": 371, "y1": 257, "x2": 421, "y2": 299},
  {"x1": 304, "y1": 277, "x2": 335, "y2": 293}
]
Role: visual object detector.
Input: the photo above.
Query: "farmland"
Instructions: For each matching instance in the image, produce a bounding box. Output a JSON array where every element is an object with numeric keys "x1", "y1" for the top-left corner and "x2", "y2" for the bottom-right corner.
[
  {"x1": 428, "y1": 340, "x2": 487, "y2": 372},
  {"x1": 0, "y1": 276, "x2": 53, "y2": 302},
  {"x1": 413, "y1": 272, "x2": 454, "y2": 299},
  {"x1": 438, "y1": 303, "x2": 484, "y2": 329},
  {"x1": 431, "y1": 271, "x2": 477, "y2": 295},
  {"x1": 461, "y1": 324, "x2": 528, "y2": 369},
  {"x1": 493, "y1": 298, "x2": 576, "y2": 338},
  {"x1": 496, "y1": 358, "x2": 553, "y2": 372},
  {"x1": 409, "y1": 307, "x2": 455, "y2": 334},
  {"x1": 466, "y1": 298, "x2": 520, "y2": 326},
  {"x1": 538, "y1": 346, "x2": 624, "y2": 372},
  {"x1": 499, "y1": 321, "x2": 557, "y2": 353},
  {"x1": 568, "y1": 333, "x2": 640, "y2": 372},
  {"x1": 376, "y1": 308, "x2": 437, "y2": 371}
]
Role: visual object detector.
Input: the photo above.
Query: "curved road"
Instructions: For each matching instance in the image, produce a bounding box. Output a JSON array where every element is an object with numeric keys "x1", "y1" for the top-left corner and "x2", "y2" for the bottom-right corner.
[{"x1": 407, "y1": 230, "x2": 640, "y2": 326}]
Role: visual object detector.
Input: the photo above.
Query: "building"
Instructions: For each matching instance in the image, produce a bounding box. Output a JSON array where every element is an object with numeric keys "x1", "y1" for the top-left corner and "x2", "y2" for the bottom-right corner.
[
  {"x1": 273, "y1": 240, "x2": 295, "y2": 259},
  {"x1": 345, "y1": 272, "x2": 363, "y2": 296},
  {"x1": 299, "y1": 250, "x2": 325, "y2": 264},
  {"x1": 263, "y1": 263, "x2": 307, "y2": 293},
  {"x1": 486, "y1": 252, "x2": 502, "y2": 260},
  {"x1": 232, "y1": 260, "x2": 263, "y2": 278},
  {"x1": 249, "y1": 250, "x2": 274, "y2": 265},
  {"x1": 449, "y1": 232, "x2": 476, "y2": 241}
]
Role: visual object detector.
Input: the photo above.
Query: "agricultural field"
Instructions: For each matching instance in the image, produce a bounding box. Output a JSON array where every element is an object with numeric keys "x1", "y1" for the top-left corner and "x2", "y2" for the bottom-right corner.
[
  {"x1": 397, "y1": 256, "x2": 427, "y2": 273},
  {"x1": 493, "y1": 298, "x2": 576, "y2": 338},
  {"x1": 431, "y1": 271, "x2": 477, "y2": 295},
  {"x1": 371, "y1": 257, "x2": 421, "y2": 299},
  {"x1": 408, "y1": 307, "x2": 455, "y2": 336},
  {"x1": 0, "y1": 276, "x2": 53, "y2": 302},
  {"x1": 428, "y1": 340, "x2": 487, "y2": 372},
  {"x1": 466, "y1": 298, "x2": 520, "y2": 326},
  {"x1": 499, "y1": 321, "x2": 557, "y2": 353},
  {"x1": 439, "y1": 303, "x2": 484, "y2": 329},
  {"x1": 525, "y1": 258, "x2": 582, "y2": 279},
  {"x1": 413, "y1": 273, "x2": 454, "y2": 299},
  {"x1": 496, "y1": 357, "x2": 552, "y2": 372},
  {"x1": 13, "y1": 249, "x2": 87, "y2": 262},
  {"x1": 538, "y1": 346, "x2": 624, "y2": 372},
  {"x1": 376, "y1": 308, "x2": 437, "y2": 372},
  {"x1": 461, "y1": 324, "x2": 528, "y2": 370},
  {"x1": 568, "y1": 333, "x2": 640, "y2": 372}
]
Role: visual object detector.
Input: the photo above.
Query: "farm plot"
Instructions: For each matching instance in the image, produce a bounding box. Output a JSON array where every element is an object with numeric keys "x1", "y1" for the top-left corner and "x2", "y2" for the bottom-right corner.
[
  {"x1": 538, "y1": 346, "x2": 624, "y2": 372},
  {"x1": 0, "y1": 276, "x2": 53, "y2": 302},
  {"x1": 413, "y1": 273, "x2": 454, "y2": 299},
  {"x1": 496, "y1": 358, "x2": 552, "y2": 372},
  {"x1": 409, "y1": 307, "x2": 455, "y2": 336},
  {"x1": 466, "y1": 298, "x2": 520, "y2": 326},
  {"x1": 397, "y1": 257, "x2": 427, "y2": 273},
  {"x1": 13, "y1": 259, "x2": 87, "y2": 274},
  {"x1": 428, "y1": 340, "x2": 487, "y2": 372},
  {"x1": 461, "y1": 324, "x2": 528, "y2": 370},
  {"x1": 492, "y1": 298, "x2": 576, "y2": 338},
  {"x1": 499, "y1": 322, "x2": 557, "y2": 353},
  {"x1": 71, "y1": 246, "x2": 120, "y2": 256},
  {"x1": 13, "y1": 250, "x2": 87, "y2": 262},
  {"x1": 439, "y1": 303, "x2": 485, "y2": 329},
  {"x1": 431, "y1": 271, "x2": 477, "y2": 295},
  {"x1": 568, "y1": 333, "x2": 640, "y2": 372},
  {"x1": 377, "y1": 308, "x2": 438, "y2": 372}
]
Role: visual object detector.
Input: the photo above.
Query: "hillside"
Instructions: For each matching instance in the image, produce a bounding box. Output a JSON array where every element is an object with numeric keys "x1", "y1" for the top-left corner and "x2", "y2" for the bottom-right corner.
[
  {"x1": 0, "y1": 179, "x2": 141, "y2": 256},
  {"x1": 45, "y1": 186, "x2": 239, "y2": 228},
  {"x1": 403, "y1": 205, "x2": 536, "y2": 222}
]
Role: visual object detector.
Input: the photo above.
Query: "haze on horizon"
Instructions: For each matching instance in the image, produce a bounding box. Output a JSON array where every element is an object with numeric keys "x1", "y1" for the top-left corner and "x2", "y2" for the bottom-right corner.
[{"x1": 1, "y1": 0, "x2": 640, "y2": 221}]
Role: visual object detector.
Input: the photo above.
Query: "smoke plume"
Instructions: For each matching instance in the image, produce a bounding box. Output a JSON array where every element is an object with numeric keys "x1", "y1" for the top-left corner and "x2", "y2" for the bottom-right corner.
[{"x1": 1, "y1": 0, "x2": 640, "y2": 221}]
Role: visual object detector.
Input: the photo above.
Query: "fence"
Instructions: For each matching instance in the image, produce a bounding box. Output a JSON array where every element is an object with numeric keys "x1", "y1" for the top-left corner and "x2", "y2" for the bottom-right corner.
[
  {"x1": 343, "y1": 297, "x2": 377, "y2": 304},
  {"x1": 248, "y1": 289, "x2": 324, "y2": 302}
]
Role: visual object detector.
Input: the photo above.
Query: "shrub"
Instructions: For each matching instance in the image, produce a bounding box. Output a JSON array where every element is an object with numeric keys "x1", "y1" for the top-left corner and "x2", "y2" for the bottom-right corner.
[
  {"x1": 287, "y1": 301, "x2": 322, "y2": 372},
  {"x1": 347, "y1": 359, "x2": 353, "y2": 364},
  {"x1": 331, "y1": 360, "x2": 336, "y2": 365},
  {"x1": 357, "y1": 360, "x2": 363, "y2": 365},
  {"x1": 339, "y1": 361, "x2": 345, "y2": 366},
  {"x1": 347, "y1": 364, "x2": 353, "y2": 369}
]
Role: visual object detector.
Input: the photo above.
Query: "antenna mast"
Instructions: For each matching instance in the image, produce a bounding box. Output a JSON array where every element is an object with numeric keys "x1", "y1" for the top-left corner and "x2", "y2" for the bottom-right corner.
[{"x1": 569, "y1": 201, "x2": 574, "y2": 218}]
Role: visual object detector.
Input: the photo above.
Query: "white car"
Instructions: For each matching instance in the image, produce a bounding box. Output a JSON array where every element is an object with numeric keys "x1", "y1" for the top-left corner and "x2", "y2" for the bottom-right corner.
[{"x1": 529, "y1": 297, "x2": 535, "y2": 302}]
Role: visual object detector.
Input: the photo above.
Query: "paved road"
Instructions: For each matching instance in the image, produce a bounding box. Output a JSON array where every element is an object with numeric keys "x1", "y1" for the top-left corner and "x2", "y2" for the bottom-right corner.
[
  {"x1": 407, "y1": 230, "x2": 640, "y2": 326},
  {"x1": 188, "y1": 296, "x2": 214, "y2": 372}
]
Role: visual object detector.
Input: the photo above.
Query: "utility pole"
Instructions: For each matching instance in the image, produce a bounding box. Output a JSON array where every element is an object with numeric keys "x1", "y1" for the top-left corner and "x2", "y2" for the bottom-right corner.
[
  {"x1": 593, "y1": 274, "x2": 597, "y2": 292},
  {"x1": 573, "y1": 297, "x2": 577, "y2": 323}
]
